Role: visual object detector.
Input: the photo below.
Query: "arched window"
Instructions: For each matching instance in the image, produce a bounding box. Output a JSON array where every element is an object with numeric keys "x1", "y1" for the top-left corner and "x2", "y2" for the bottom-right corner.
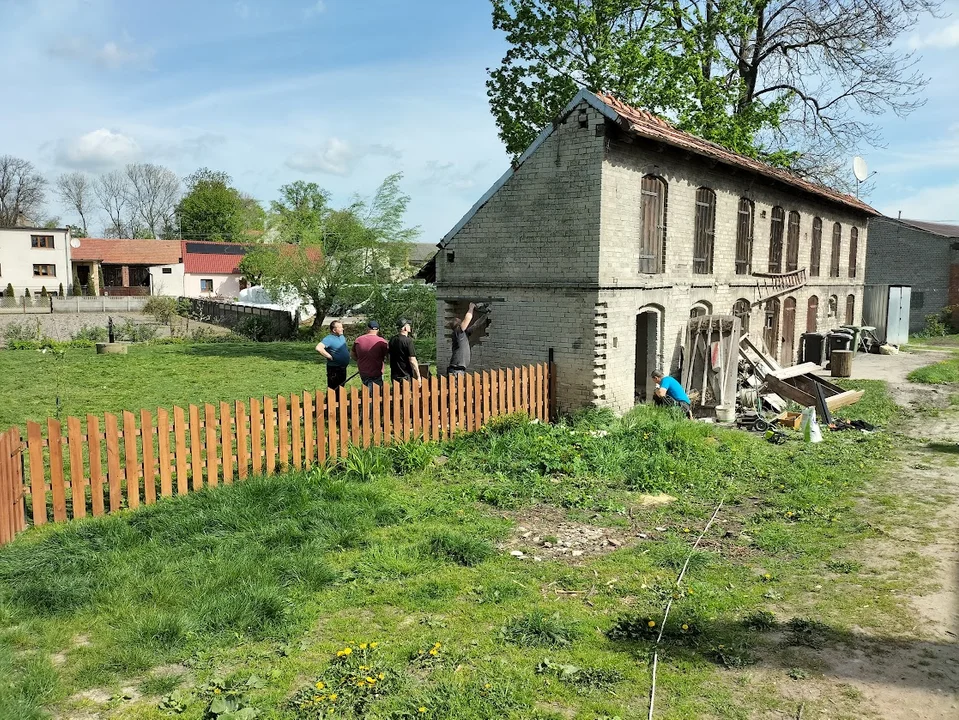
[
  {"x1": 807, "y1": 295, "x2": 819, "y2": 333},
  {"x1": 786, "y1": 211, "x2": 800, "y2": 272},
  {"x1": 693, "y1": 187, "x2": 716, "y2": 274},
  {"x1": 735, "y1": 199, "x2": 754, "y2": 275},
  {"x1": 846, "y1": 294, "x2": 856, "y2": 325},
  {"x1": 690, "y1": 301, "x2": 712, "y2": 319},
  {"x1": 768, "y1": 206, "x2": 785, "y2": 273},
  {"x1": 732, "y1": 298, "x2": 751, "y2": 334},
  {"x1": 830, "y1": 223, "x2": 842, "y2": 277},
  {"x1": 809, "y1": 217, "x2": 822, "y2": 277},
  {"x1": 848, "y1": 227, "x2": 859, "y2": 278},
  {"x1": 640, "y1": 176, "x2": 667, "y2": 274},
  {"x1": 828, "y1": 295, "x2": 838, "y2": 319}
]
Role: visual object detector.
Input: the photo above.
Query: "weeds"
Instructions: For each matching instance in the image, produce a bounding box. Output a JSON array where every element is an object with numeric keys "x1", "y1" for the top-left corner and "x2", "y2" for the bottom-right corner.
[
  {"x1": 425, "y1": 530, "x2": 493, "y2": 567},
  {"x1": 500, "y1": 611, "x2": 579, "y2": 647},
  {"x1": 907, "y1": 356, "x2": 959, "y2": 385}
]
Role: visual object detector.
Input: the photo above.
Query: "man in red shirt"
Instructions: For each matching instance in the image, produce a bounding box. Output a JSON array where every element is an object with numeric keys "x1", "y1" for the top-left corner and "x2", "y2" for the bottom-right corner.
[{"x1": 351, "y1": 320, "x2": 389, "y2": 390}]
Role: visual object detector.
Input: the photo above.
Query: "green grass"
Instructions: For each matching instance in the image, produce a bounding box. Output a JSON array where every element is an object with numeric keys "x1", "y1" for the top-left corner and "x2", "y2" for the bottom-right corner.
[
  {"x1": 907, "y1": 355, "x2": 959, "y2": 384},
  {"x1": 0, "y1": 381, "x2": 926, "y2": 719}
]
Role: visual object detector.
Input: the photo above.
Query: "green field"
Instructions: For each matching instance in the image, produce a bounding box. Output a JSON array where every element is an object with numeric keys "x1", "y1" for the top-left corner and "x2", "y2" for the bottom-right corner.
[{"x1": 0, "y1": 382, "x2": 924, "y2": 720}]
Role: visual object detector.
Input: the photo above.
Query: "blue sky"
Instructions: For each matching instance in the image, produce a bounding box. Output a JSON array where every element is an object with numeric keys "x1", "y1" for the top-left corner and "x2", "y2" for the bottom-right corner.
[{"x1": 2, "y1": 0, "x2": 958, "y2": 241}]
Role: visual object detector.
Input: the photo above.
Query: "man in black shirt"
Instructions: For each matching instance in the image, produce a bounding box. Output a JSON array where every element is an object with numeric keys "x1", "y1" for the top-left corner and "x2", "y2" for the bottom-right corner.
[{"x1": 389, "y1": 318, "x2": 421, "y2": 382}]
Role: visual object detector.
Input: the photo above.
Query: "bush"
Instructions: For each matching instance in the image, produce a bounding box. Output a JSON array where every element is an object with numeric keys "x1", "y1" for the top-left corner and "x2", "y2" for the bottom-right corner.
[
  {"x1": 236, "y1": 315, "x2": 272, "y2": 341},
  {"x1": 4, "y1": 284, "x2": 13, "y2": 298},
  {"x1": 72, "y1": 325, "x2": 108, "y2": 343},
  {"x1": 143, "y1": 296, "x2": 178, "y2": 325},
  {"x1": 3, "y1": 319, "x2": 41, "y2": 343},
  {"x1": 918, "y1": 304, "x2": 959, "y2": 337},
  {"x1": 23, "y1": 288, "x2": 30, "y2": 298},
  {"x1": 115, "y1": 320, "x2": 159, "y2": 343}
]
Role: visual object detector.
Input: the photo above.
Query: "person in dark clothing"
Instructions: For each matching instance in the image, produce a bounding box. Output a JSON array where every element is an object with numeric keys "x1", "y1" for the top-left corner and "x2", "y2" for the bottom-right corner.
[
  {"x1": 388, "y1": 318, "x2": 421, "y2": 382},
  {"x1": 315, "y1": 320, "x2": 350, "y2": 394},
  {"x1": 447, "y1": 302, "x2": 476, "y2": 376}
]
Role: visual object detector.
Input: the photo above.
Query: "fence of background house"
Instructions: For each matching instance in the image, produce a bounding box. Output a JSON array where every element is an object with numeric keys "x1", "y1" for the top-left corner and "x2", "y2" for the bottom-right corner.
[
  {"x1": 180, "y1": 297, "x2": 297, "y2": 339},
  {"x1": 0, "y1": 296, "x2": 150, "y2": 315},
  {"x1": 0, "y1": 363, "x2": 555, "y2": 547}
]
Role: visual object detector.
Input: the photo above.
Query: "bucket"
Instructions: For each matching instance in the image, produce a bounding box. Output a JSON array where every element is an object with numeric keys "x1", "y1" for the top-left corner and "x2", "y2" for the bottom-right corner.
[{"x1": 715, "y1": 406, "x2": 735, "y2": 423}]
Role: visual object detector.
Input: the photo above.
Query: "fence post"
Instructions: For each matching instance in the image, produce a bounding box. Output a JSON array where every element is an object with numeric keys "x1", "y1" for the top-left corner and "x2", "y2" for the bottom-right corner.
[{"x1": 548, "y1": 349, "x2": 558, "y2": 424}]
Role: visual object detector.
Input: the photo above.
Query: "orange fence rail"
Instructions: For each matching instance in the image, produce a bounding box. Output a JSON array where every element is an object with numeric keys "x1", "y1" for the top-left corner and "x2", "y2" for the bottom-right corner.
[{"x1": 0, "y1": 363, "x2": 553, "y2": 546}]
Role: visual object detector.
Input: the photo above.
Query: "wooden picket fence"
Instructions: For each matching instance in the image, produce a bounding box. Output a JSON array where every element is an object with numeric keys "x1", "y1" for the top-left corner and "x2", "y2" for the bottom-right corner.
[{"x1": 0, "y1": 363, "x2": 554, "y2": 546}]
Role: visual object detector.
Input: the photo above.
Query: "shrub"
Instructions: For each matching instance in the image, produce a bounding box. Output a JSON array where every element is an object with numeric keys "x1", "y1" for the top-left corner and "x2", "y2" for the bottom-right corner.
[
  {"x1": 4, "y1": 283, "x2": 13, "y2": 298},
  {"x1": 72, "y1": 325, "x2": 108, "y2": 342},
  {"x1": 3, "y1": 319, "x2": 41, "y2": 343},
  {"x1": 71, "y1": 270, "x2": 82, "y2": 296},
  {"x1": 115, "y1": 320, "x2": 159, "y2": 343},
  {"x1": 236, "y1": 315, "x2": 272, "y2": 341},
  {"x1": 143, "y1": 296, "x2": 178, "y2": 325},
  {"x1": 57, "y1": 283, "x2": 64, "y2": 297},
  {"x1": 23, "y1": 288, "x2": 30, "y2": 298},
  {"x1": 39, "y1": 287, "x2": 48, "y2": 298}
]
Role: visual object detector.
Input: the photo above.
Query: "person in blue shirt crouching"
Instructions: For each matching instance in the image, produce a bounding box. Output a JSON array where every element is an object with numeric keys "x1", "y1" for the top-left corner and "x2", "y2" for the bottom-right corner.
[{"x1": 651, "y1": 370, "x2": 693, "y2": 420}]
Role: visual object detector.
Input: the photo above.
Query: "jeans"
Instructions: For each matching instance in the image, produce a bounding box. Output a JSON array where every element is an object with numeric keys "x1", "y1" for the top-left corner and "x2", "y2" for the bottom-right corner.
[
  {"x1": 447, "y1": 366, "x2": 467, "y2": 377},
  {"x1": 361, "y1": 375, "x2": 384, "y2": 391}
]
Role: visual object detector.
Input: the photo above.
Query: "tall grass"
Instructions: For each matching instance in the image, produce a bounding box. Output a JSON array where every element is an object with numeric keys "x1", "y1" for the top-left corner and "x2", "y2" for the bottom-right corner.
[{"x1": 907, "y1": 357, "x2": 959, "y2": 385}]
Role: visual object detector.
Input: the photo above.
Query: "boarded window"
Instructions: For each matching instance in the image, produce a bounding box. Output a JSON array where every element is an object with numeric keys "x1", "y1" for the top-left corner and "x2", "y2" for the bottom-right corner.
[
  {"x1": 639, "y1": 176, "x2": 667, "y2": 273},
  {"x1": 807, "y1": 295, "x2": 819, "y2": 332},
  {"x1": 693, "y1": 187, "x2": 716, "y2": 274},
  {"x1": 785, "y1": 211, "x2": 800, "y2": 272},
  {"x1": 690, "y1": 302, "x2": 711, "y2": 318},
  {"x1": 732, "y1": 298, "x2": 751, "y2": 334},
  {"x1": 830, "y1": 223, "x2": 842, "y2": 277},
  {"x1": 848, "y1": 227, "x2": 859, "y2": 278},
  {"x1": 809, "y1": 217, "x2": 822, "y2": 277},
  {"x1": 735, "y1": 198, "x2": 754, "y2": 274},
  {"x1": 768, "y1": 206, "x2": 785, "y2": 273},
  {"x1": 845, "y1": 294, "x2": 855, "y2": 324}
]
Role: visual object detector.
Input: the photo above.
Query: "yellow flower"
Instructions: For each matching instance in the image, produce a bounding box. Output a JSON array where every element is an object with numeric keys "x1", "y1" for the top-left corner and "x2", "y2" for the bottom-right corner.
[
  {"x1": 213, "y1": 688, "x2": 222, "y2": 695},
  {"x1": 378, "y1": 673, "x2": 384, "y2": 680},
  {"x1": 329, "y1": 693, "x2": 337, "y2": 701},
  {"x1": 366, "y1": 677, "x2": 376, "y2": 683},
  {"x1": 681, "y1": 624, "x2": 689, "y2": 631},
  {"x1": 357, "y1": 680, "x2": 366, "y2": 687},
  {"x1": 484, "y1": 683, "x2": 491, "y2": 689},
  {"x1": 647, "y1": 620, "x2": 656, "y2": 627},
  {"x1": 434, "y1": 642, "x2": 441, "y2": 648},
  {"x1": 429, "y1": 649, "x2": 438, "y2": 656},
  {"x1": 315, "y1": 681, "x2": 325, "y2": 690},
  {"x1": 342, "y1": 647, "x2": 352, "y2": 655},
  {"x1": 370, "y1": 642, "x2": 379, "y2": 648},
  {"x1": 313, "y1": 695, "x2": 322, "y2": 701},
  {"x1": 419, "y1": 708, "x2": 427, "y2": 714},
  {"x1": 360, "y1": 643, "x2": 368, "y2": 649}
]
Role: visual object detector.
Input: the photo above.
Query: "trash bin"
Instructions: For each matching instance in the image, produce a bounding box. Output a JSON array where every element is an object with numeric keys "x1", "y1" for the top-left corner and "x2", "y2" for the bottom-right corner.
[
  {"x1": 799, "y1": 332, "x2": 825, "y2": 365},
  {"x1": 826, "y1": 330, "x2": 853, "y2": 360}
]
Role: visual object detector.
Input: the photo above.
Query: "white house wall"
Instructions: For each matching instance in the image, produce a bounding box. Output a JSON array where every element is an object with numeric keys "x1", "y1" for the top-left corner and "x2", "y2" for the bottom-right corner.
[{"x1": 0, "y1": 228, "x2": 72, "y2": 293}]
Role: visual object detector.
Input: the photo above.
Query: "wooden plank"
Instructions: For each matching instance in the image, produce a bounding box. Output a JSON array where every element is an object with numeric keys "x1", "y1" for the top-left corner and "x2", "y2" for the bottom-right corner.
[
  {"x1": 538, "y1": 364, "x2": 547, "y2": 421},
  {"x1": 764, "y1": 374, "x2": 816, "y2": 407},
  {"x1": 189, "y1": 405, "x2": 203, "y2": 491},
  {"x1": 264, "y1": 397, "x2": 277, "y2": 474},
  {"x1": 204, "y1": 404, "x2": 218, "y2": 488},
  {"x1": 411, "y1": 380, "x2": 421, "y2": 441},
  {"x1": 0, "y1": 432, "x2": 9, "y2": 543},
  {"x1": 372, "y1": 384, "x2": 382, "y2": 446},
  {"x1": 220, "y1": 402, "x2": 233, "y2": 484},
  {"x1": 339, "y1": 387, "x2": 349, "y2": 455},
  {"x1": 417, "y1": 380, "x2": 428, "y2": 442},
  {"x1": 350, "y1": 386, "x2": 361, "y2": 448},
  {"x1": 235, "y1": 401, "x2": 249, "y2": 481},
  {"x1": 438, "y1": 376, "x2": 449, "y2": 439},
  {"x1": 47, "y1": 419, "x2": 68, "y2": 522},
  {"x1": 291, "y1": 393, "x2": 303, "y2": 470},
  {"x1": 87, "y1": 415, "x2": 105, "y2": 515},
  {"x1": 123, "y1": 411, "x2": 141, "y2": 509},
  {"x1": 250, "y1": 398, "x2": 263, "y2": 476},
  {"x1": 104, "y1": 414, "x2": 123, "y2": 512},
  {"x1": 361, "y1": 385, "x2": 372, "y2": 448},
  {"x1": 277, "y1": 395, "x2": 290, "y2": 471},
  {"x1": 315, "y1": 391, "x2": 327, "y2": 465},
  {"x1": 826, "y1": 389, "x2": 864, "y2": 411},
  {"x1": 489, "y1": 370, "x2": 498, "y2": 422},
  {"x1": 462, "y1": 373, "x2": 473, "y2": 432},
  {"x1": 392, "y1": 381, "x2": 402, "y2": 443},
  {"x1": 431, "y1": 376, "x2": 440, "y2": 442},
  {"x1": 499, "y1": 369, "x2": 507, "y2": 419},
  {"x1": 157, "y1": 408, "x2": 173, "y2": 498},
  {"x1": 302, "y1": 392, "x2": 313, "y2": 469},
  {"x1": 513, "y1": 366, "x2": 522, "y2": 415},
  {"x1": 456, "y1": 374, "x2": 466, "y2": 433},
  {"x1": 768, "y1": 362, "x2": 823, "y2": 381},
  {"x1": 66, "y1": 417, "x2": 86, "y2": 519},
  {"x1": 140, "y1": 409, "x2": 157, "y2": 504},
  {"x1": 26, "y1": 422, "x2": 47, "y2": 526},
  {"x1": 173, "y1": 406, "x2": 189, "y2": 495},
  {"x1": 327, "y1": 389, "x2": 338, "y2": 461},
  {"x1": 382, "y1": 383, "x2": 393, "y2": 445},
  {"x1": 522, "y1": 366, "x2": 532, "y2": 416}
]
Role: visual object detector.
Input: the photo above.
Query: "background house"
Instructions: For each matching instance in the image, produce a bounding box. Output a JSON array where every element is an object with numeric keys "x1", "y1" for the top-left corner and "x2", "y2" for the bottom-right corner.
[
  {"x1": 70, "y1": 238, "x2": 182, "y2": 296},
  {"x1": 0, "y1": 227, "x2": 72, "y2": 294},
  {"x1": 865, "y1": 217, "x2": 959, "y2": 333},
  {"x1": 437, "y1": 90, "x2": 874, "y2": 414},
  {"x1": 150, "y1": 241, "x2": 249, "y2": 298}
]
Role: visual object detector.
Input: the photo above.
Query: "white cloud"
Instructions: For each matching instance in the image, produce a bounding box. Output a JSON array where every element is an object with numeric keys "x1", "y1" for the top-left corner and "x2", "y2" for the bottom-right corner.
[
  {"x1": 51, "y1": 36, "x2": 153, "y2": 69},
  {"x1": 421, "y1": 161, "x2": 488, "y2": 191},
  {"x1": 286, "y1": 138, "x2": 400, "y2": 176},
  {"x1": 908, "y1": 21, "x2": 959, "y2": 49},
  {"x1": 879, "y1": 183, "x2": 959, "y2": 223},
  {"x1": 56, "y1": 129, "x2": 140, "y2": 170},
  {"x1": 304, "y1": 1, "x2": 327, "y2": 18}
]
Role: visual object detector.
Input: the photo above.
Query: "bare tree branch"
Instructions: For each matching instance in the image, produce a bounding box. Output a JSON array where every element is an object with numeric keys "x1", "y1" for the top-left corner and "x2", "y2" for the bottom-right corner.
[
  {"x1": 0, "y1": 155, "x2": 46, "y2": 227},
  {"x1": 55, "y1": 172, "x2": 93, "y2": 235}
]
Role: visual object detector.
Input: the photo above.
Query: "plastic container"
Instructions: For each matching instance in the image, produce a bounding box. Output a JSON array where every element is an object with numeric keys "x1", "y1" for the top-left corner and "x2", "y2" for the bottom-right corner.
[
  {"x1": 799, "y1": 332, "x2": 825, "y2": 365},
  {"x1": 715, "y1": 406, "x2": 735, "y2": 423}
]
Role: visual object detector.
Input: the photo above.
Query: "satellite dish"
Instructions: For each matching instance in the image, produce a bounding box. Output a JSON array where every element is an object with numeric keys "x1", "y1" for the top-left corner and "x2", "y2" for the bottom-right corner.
[
  {"x1": 69, "y1": 238, "x2": 81, "y2": 248},
  {"x1": 853, "y1": 156, "x2": 868, "y2": 183}
]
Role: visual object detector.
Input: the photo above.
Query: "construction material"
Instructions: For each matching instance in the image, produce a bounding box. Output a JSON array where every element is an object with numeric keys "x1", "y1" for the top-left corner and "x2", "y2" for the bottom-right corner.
[
  {"x1": 763, "y1": 367, "x2": 862, "y2": 415},
  {"x1": 776, "y1": 411, "x2": 802, "y2": 430},
  {"x1": 737, "y1": 335, "x2": 786, "y2": 412},
  {"x1": 831, "y1": 350, "x2": 853, "y2": 378},
  {"x1": 683, "y1": 315, "x2": 741, "y2": 409}
]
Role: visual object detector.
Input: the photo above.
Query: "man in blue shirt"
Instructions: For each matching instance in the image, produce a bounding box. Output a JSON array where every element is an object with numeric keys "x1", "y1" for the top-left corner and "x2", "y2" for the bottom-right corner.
[
  {"x1": 651, "y1": 370, "x2": 693, "y2": 419},
  {"x1": 316, "y1": 320, "x2": 351, "y2": 394}
]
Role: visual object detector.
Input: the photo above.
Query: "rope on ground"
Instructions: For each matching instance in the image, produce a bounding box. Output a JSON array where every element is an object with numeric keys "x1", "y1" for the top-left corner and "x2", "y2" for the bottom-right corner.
[{"x1": 646, "y1": 498, "x2": 725, "y2": 720}]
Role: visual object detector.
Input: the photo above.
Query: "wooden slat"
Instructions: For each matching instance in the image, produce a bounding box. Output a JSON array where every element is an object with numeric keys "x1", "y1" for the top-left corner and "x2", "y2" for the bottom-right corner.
[
  {"x1": 66, "y1": 417, "x2": 86, "y2": 519},
  {"x1": 220, "y1": 402, "x2": 233, "y2": 484},
  {"x1": 372, "y1": 384, "x2": 382, "y2": 446},
  {"x1": 264, "y1": 397, "x2": 277, "y2": 474},
  {"x1": 457, "y1": 375, "x2": 466, "y2": 433},
  {"x1": 47, "y1": 419, "x2": 68, "y2": 522},
  {"x1": 513, "y1": 366, "x2": 522, "y2": 414},
  {"x1": 465, "y1": 373, "x2": 476, "y2": 432},
  {"x1": 484, "y1": 371, "x2": 493, "y2": 424},
  {"x1": 157, "y1": 409, "x2": 173, "y2": 498},
  {"x1": 336, "y1": 388, "x2": 346, "y2": 455},
  {"x1": 316, "y1": 391, "x2": 327, "y2": 465},
  {"x1": 439, "y1": 376, "x2": 449, "y2": 439},
  {"x1": 826, "y1": 390, "x2": 864, "y2": 411},
  {"x1": 768, "y1": 362, "x2": 822, "y2": 381},
  {"x1": 27, "y1": 421, "x2": 47, "y2": 526},
  {"x1": 278, "y1": 395, "x2": 289, "y2": 471},
  {"x1": 123, "y1": 411, "x2": 140, "y2": 509},
  {"x1": 250, "y1": 398, "x2": 263, "y2": 476},
  {"x1": 382, "y1": 383, "x2": 393, "y2": 445},
  {"x1": 491, "y1": 371, "x2": 500, "y2": 420},
  {"x1": 0, "y1": 432, "x2": 10, "y2": 543},
  {"x1": 411, "y1": 380, "x2": 421, "y2": 441},
  {"x1": 236, "y1": 401, "x2": 249, "y2": 480},
  {"x1": 505, "y1": 369, "x2": 514, "y2": 414},
  {"x1": 302, "y1": 392, "x2": 313, "y2": 469},
  {"x1": 538, "y1": 364, "x2": 547, "y2": 421},
  {"x1": 520, "y1": 366, "x2": 530, "y2": 415},
  {"x1": 87, "y1": 415, "x2": 105, "y2": 515},
  {"x1": 361, "y1": 385, "x2": 372, "y2": 448},
  {"x1": 173, "y1": 406, "x2": 189, "y2": 495},
  {"x1": 204, "y1": 404, "x2": 218, "y2": 488},
  {"x1": 431, "y1": 376, "x2": 440, "y2": 442},
  {"x1": 350, "y1": 386, "x2": 361, "y2": 448},
  {"x1": 189, "y1": 405, "x2": 203, "y2": 491},
  {"x1": 291, "y1": 394, "x2": 303, "y2": 470},
  {"x1": 327, "y1": 389, "x2": 338, "y2": 461},
  {"x1": 141, "y1": 409, "x2": 157, "y2": 504},
  {"x1": 498, "y1": 369, "x2": 507, "y2": 418},
  {"x1": 392, "y1": 381, "x2": 402, "y2": 443},
  {"x1": 421, "y1": 379, "x2": 432, "y2": 442}
]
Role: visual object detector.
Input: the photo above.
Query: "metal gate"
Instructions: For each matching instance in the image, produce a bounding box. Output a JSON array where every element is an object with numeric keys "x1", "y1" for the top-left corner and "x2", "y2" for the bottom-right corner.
[{"x1": 887, "y1": 286, "x2": 911, "y2": 345}]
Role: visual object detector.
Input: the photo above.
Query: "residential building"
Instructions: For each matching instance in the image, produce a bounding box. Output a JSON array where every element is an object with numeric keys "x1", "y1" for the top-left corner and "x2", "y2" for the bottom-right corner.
[
  {"x1": 865, "y1": 217, "x2": 959, "y2": 333},
  {"x1": 436, "y1": 90, "x2": 875, "y2": 414},
  {"x1": 0, "y1": 227, "x2": 72, "y2": 294},
  {"x1": 70, "y1": 238, "x2": 182, "y2": 296},
  {"x1": 150, "y1": 241, "x2": 249, "y2": 298}
]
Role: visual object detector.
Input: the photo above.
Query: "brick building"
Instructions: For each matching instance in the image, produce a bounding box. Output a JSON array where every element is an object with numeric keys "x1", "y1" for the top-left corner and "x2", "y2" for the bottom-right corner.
[
  {"x1": 865, "y1": 217, "x2": 959, "y2": 333},
  {"x1": 436, "y1": 90, "x2": 876, "y2": 414}
]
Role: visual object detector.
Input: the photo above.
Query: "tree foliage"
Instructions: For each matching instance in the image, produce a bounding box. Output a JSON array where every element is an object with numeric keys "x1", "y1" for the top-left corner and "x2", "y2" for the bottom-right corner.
[
  {"x1": 488, "y1": 0, "x2": 939, "y2": 184},
  {"x1": 176, "y1": 168, "x2": 253, "y2": 241},
  {"x1": 0, "y1": 155, "x2": 46, "y2": 227}
]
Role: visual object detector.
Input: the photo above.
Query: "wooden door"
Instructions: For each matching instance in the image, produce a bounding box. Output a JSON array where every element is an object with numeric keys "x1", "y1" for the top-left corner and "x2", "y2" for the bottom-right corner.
[
  {"x1": 782, "y1": 297, "x2": 797, "y2": 366},
  {"x1": 763, "y1": 298, "x2": 781, "y2": 360}
]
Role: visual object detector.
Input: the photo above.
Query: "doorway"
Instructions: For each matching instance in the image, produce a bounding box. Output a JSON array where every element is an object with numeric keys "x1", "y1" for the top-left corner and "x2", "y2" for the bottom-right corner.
[
  {"x1": 763, "y1": 298, "x2": 781, "y2": 360},
  {"x1": 782, "y1": 297, "x2": 797, "y2": 365},
  {"x1": 76, "y1": 265, "x2": 90, "y2": 290},
  {"x1": 635, "y1": 310, "x2": 660, "y2": 402}
]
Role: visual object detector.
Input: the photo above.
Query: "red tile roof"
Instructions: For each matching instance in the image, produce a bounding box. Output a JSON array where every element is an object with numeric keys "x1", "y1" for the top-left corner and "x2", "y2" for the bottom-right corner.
[
  {"x1": 70, "y1": 238, "x2": 182, "y2": 265},
  {"x1": 181, "y1": 240, "x2": 248, "y2": 274},
  {"x1": 593, "y1": 92, "x2": 877, "y2": 216}
]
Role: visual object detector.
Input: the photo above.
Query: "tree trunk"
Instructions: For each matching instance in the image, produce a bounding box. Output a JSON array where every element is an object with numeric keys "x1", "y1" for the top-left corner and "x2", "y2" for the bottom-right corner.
[{"x1": 311, "y1": 293, "x2": 333, "y2": 338}]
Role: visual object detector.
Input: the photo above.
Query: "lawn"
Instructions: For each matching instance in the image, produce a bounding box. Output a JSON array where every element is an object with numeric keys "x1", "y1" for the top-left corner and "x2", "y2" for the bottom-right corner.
[
  {"x1": 907, "y1": 353, "x2": 959, "y2": 384},
  {"x1": 0, "y1": 342, "x2": 378, "y2": 430},
  {"x1": 0, "y1": 382, "x2": 915, "y2": 720}
]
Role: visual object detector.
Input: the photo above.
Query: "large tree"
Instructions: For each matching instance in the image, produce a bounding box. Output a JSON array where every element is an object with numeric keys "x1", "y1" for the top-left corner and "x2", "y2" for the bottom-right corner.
[
  {"x1": 240, "y1": 173, "x2": 419, "y2": 336},
  {"x1": 55, "y1": 172, "x2": 93, "y2": 235},
  {"x1": 488, "y1": 0, "x2": 939, "y2": 185},
  {"x1": 0, "y1": 155, "x2": 46, "y2": 227},
  {"x1": 176, "y1": 168, "x2": 247, "y2": 241},
  {"x1": 94, "y1": 170, "x2": 130, "y2": 237},
  {"x1": 125, "y1": 163, "x2": 180, "y2": 238}
]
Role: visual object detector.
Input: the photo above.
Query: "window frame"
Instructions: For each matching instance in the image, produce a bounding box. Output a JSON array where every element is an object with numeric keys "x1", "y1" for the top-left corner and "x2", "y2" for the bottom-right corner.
[
  {"x1": 200, "y1": 278, "x2": 214, "y2": 293},
  {"x1": 830, "y1": 222, "x2": 842, "y2": 277},
  {"x1": 848, "y1": 226, "x2": 859, "y2": 278},
  {"x1": 692, "y1": 187, "x2": 716, "y2": 274},
  {"x1": 732, "y1": 298, "x2": 751, "y2": 334},
  {"x1": 639, "y1": 175, "x2": 667, "y2": 274},
  {"x1": 809, "y1": 217, "x2": 822, "y2": 277},
  {"x1": 30, "y1": 235, "x2": 55, "y2": 249},
  {"x1": 768, "y1": 206, "x2": 785, "y2": 273},
  {"x1": 32, "y1": 264, "x2": 56, "y2": 277},
  {"x1": 785, "y1": 211, "x2": 800, "y2": 272},
  {"x1": 734, "y1": 198, "x2": 754, "y2": 275},
  {"x1": 845, "y1": 294, "x2": 856, "y2": 325}
]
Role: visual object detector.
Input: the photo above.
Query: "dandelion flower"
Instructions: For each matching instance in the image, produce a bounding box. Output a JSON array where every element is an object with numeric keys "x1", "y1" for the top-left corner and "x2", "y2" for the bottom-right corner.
[
  {"x1": 315, "y1": 681, "x2": 325, "y2": 690},
  {"x1": 647, "y1": 620, "x2": 656, "y2": 628},
  {"x1": 213, "y1": 688, "x2": 222, "y2": 695},
  {"x1": 682, "y1": 624, "x2": 689, "y2": 630},
  {"x1": 419, "y1": 708, "x2": 427, "y2": 714},
  {"x1": 342, "y1": 647, "x2": 352, "y2": 655},
  {"x1": 360, "y1": 643, "x2": 368, "y2": 649},
  {"x1": 370, "y1": 642, "x2": 379, "y2": 648},
  {"x1": 329, "y1": 694, "x2": 337, "y2": 701},
  {"x1": 434, "y1": 642, "x2": 441, "y2": 648},
  {"x1": 366, "y1": 677, "x2": 376, "y2": 683},
  {"x1": 378, "y1": 673, "x2": 385, "y2": 680},
  {"x1": 429, "y1": 649, "x2": 438, "y2": 656},
  {"x1": 484, "y1": 683, "x2": 491, "y2": 689}
]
